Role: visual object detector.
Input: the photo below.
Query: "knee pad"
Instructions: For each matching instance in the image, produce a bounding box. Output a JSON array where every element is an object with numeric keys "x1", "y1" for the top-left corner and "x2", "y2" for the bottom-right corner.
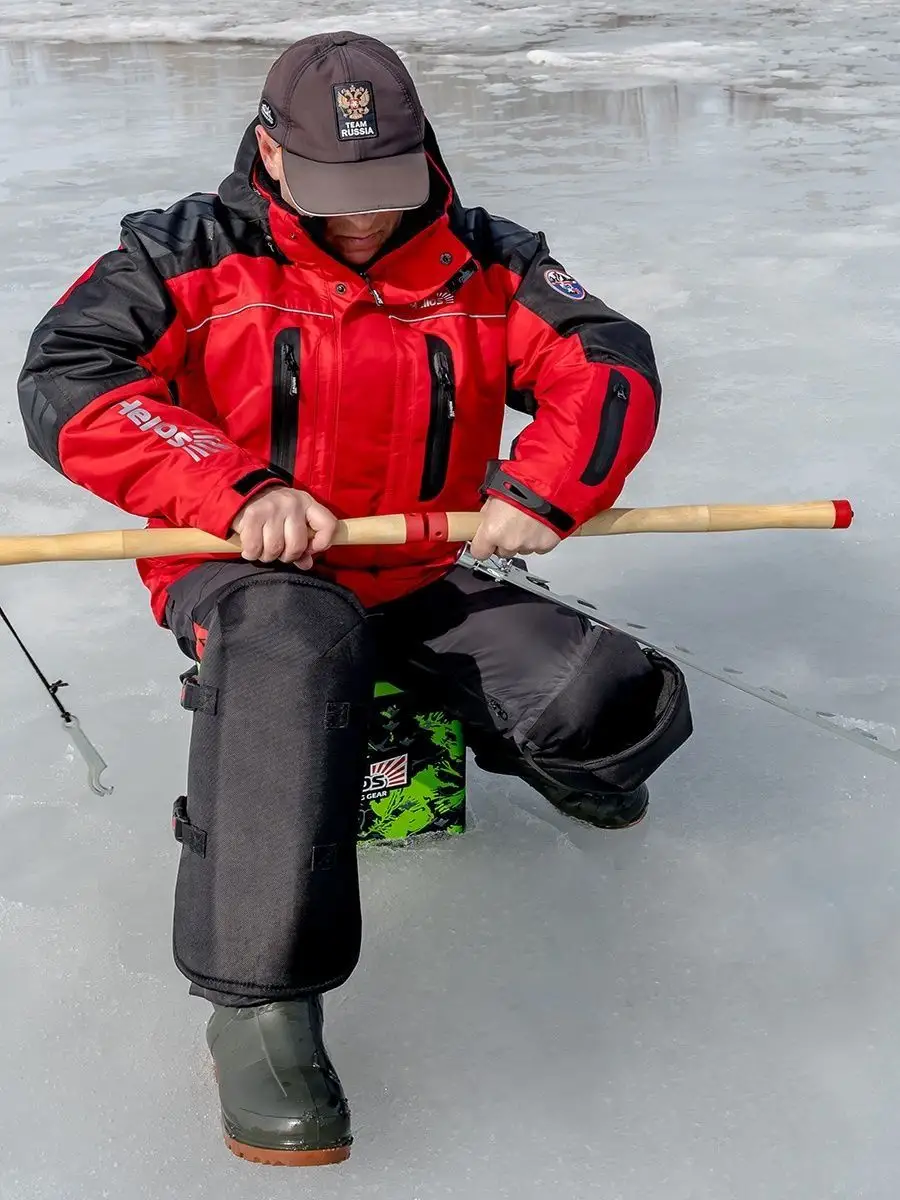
[
  {"x1": 524, "y1": 630, "x2": 692, "y2": 795},
  {"x1": 172, "y1": 573, "x2": 373, "y2": 999}
]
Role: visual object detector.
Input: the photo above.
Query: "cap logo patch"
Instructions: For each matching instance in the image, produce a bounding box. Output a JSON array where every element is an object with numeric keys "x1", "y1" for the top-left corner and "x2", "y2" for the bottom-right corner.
[
  {"x1": 259, "y1": 100, "x2": 277, "y2": 128},
  {"x1": 545, "y1": 268, "x2": 586, "y2": 300},
  {"x1": 334, "y1": 81, "x2": 378, "y2": 139}
]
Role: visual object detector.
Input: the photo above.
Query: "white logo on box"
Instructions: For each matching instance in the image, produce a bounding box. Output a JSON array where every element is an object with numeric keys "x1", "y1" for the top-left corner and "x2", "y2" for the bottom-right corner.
[{"x1": 363, "y1": 754, "x2": 409, "y2": 796}]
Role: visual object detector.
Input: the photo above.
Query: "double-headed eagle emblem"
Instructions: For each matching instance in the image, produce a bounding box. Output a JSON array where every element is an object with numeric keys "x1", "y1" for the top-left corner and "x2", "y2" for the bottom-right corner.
[{"x1": 336, "y1": 85, "x2": 372, "y2": 121}]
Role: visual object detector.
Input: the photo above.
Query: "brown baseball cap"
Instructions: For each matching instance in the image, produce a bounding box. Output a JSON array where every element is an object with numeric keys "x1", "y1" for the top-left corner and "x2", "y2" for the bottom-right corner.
[{"x1": 257, "y1": 32, "x2": 430, "y2": 218}]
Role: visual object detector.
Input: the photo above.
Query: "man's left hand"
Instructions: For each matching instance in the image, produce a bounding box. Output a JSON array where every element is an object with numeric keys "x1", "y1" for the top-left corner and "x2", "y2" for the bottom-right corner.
[{"x1": 469, "y1": 497, "x2": 561, "y2": 561}]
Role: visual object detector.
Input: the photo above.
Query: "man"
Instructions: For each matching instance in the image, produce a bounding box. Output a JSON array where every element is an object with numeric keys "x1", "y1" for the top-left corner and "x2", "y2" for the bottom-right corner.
[{"x1": 17, "y1": 33, "x2": 691, "y2": 1166}]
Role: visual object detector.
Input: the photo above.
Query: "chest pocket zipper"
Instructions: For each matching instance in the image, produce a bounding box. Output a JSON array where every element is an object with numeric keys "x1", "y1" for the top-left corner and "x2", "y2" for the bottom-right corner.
[
  {"x1": 420, "y1": 335, "x2": 456, "y2": 502},
  {"x1": 270, "y1": 328, "x2": 301, "y2": 484}
]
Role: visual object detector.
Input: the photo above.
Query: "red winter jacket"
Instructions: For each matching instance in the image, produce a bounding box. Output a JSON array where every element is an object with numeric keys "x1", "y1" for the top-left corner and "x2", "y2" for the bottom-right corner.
[{"x1": 18, "y1": 122, "x2": 661, "y2": 623}]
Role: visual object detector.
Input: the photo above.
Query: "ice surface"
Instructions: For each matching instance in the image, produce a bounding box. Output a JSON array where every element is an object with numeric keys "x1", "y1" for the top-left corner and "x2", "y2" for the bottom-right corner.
[{"x1": 2, "y1": 8, "x2": 900, "y2": 1199}]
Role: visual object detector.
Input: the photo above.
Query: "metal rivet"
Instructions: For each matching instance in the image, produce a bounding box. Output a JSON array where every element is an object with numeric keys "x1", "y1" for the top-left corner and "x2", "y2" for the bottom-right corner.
[
  {"x1": 335, "y1": 283, "x2": 347, "y2": 295},
  {"x1": 440, "y1": 252, "x2": 453, "y2": 265}
]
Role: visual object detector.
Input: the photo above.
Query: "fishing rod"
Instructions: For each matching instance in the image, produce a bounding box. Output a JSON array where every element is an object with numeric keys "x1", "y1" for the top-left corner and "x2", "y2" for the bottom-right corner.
[
  {"x1": 3, "y1": 497, "x2": 879, "y2": 791},
  {"x1": 0, "y1": 500, "x2": 854, "y2": 565}
]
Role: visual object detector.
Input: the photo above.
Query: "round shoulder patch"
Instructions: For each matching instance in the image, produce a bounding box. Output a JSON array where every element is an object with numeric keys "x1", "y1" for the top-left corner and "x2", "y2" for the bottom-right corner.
[
  {"x1": 544, "y1": 268, "x2": 586, "y2": 300},
  {"x1": 259, "y1": 100, "x2": 277, "y2": 129}
]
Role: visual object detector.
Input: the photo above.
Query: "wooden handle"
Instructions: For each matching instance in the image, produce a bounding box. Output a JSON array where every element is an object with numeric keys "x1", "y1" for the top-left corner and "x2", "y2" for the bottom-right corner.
[
  {"x1": 573, "y1": 499, "x2": 854, "y2": 537},
  {"x1": 0, "y1": 501, "x2": 853, "y2": 567}
]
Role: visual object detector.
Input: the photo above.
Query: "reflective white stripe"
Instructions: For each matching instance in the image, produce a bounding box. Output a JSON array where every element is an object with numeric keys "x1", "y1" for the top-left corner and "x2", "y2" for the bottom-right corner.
[
  {"x1": 388, "y1": 312, "x2": 506, "y2": 325},
  {"x1": 186, "y1": 304, "x2": 505, "y2": 333},
  {"x1": 186, "y1": 303, "x2": 334, "y2": 333}
]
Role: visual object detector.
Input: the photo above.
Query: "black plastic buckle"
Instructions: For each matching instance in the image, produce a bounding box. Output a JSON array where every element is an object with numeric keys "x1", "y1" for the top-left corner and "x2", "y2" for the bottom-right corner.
[
  {"x1": 172, "y1": 795, "x2": 207, "y2": 857},
  {"x1": 179, "y1": 667, "x2": 218, "y2": 714}
]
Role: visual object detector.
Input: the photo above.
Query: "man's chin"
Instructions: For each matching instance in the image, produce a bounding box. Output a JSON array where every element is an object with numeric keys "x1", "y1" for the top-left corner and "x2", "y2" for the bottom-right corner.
[
  {"x1": 323, "y1": 236, "x2": 384, "y2": 269},
  {"x1": 341, "y1": 247, "x2": 379, "y2": 266}
]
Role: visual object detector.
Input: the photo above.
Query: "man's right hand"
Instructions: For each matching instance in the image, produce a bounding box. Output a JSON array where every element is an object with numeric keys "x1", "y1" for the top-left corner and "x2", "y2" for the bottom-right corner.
[{"x1": 231, "y1": 487, "x2": 338, "y2": 569}]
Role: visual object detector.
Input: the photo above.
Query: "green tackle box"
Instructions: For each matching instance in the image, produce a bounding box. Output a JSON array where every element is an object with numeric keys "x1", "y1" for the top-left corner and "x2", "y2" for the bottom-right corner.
[{"x1": 359, "y1": 681, "x2": 466, "y2": 842}]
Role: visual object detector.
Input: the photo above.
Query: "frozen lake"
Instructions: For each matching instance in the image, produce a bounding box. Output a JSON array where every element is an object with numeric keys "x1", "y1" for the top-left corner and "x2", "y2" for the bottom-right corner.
[{"x1": 1, "y1": 7, "x2": 900, "y2": 1198}]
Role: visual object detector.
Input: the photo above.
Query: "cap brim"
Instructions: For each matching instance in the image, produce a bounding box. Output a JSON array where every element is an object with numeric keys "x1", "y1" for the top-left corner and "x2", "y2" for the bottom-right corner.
[{"x1": 281, "y1": 148, "x2": 429, "y2": 218}]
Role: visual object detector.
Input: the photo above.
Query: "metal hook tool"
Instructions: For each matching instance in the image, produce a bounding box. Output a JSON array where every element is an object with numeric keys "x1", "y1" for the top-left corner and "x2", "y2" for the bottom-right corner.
[{"x1": 61, "y1": 713, "x2": 114, "y2": 796}]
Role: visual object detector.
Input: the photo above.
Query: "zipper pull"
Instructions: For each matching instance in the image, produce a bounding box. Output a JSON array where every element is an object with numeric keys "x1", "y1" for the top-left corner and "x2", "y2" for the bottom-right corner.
[
  {"x1": 284, "y1": 344, "x2": 299, "y2": 395},
  {"x1": 361, "y1": 272, "x2": 384, "y2": 306},
  {"x1": 433, "y1": 352, "x2": 455, "y2": 419},
  {"x1": 434, "y1": 352, "x2": 453, "y2": 389}
]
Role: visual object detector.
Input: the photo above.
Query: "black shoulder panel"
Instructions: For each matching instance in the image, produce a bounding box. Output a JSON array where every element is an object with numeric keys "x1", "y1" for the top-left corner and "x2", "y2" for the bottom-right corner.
[
  {"x1": 451, "y1": 204, "x2": 661, "y2": 406},
  {"x1": 448, "y1": 203, "x2": 540, "y2": 276},
  {"x1": 122, "y1": 192, "x2": 272, "y2": 281},
  {"x1": 17, "y1": 236, "x2": 175, "y2": 472},
  {"x1": 18, "y1": 187, "x2": 280, "y2": 473}
]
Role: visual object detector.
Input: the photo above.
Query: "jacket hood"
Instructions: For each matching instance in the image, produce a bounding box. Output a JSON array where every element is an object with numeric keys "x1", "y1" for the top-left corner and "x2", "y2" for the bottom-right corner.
[{"x1": 218, "y1": 117, "x2": 459, "y2": 255}]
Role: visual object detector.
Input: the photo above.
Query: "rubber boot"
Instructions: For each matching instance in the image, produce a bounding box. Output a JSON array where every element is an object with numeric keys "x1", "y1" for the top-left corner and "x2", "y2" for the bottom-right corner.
[
  {"x1": 207, "y1": 997, "x2": 352, "y2": 1166},
  {"x1": 474, "y1": 744, "x2": 650, "y2": 829},
  {"x1": 542, "y1": 780, "x2": 649, "y2": 828}
]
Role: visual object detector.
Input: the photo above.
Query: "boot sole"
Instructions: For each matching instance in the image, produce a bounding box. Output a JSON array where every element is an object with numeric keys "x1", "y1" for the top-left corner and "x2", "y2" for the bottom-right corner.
[
  {"x1": 560, "y1": 800, "x2": 649, "y2": 830},
  {"x1": 553, "y1": 783, "x2": 650, "y2": 830},
  {"x1": 224, "y1": 1134, "x2": 351, "y2": 1167},
  {"x1": 568, "y1": 811, "x2": 646, "y2": 830},
  {"x1": 213, "y1": 1062, "x2": 351, "y2": 1167}
]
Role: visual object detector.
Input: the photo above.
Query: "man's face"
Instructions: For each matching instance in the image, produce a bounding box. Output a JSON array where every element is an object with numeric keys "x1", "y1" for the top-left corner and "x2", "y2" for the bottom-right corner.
[
  {"x1": 320, "y1": 211, "x2": 403, "y2": 265},
  {"x1": 256, "y1": 126, "x2": 403, "y2": 266}
]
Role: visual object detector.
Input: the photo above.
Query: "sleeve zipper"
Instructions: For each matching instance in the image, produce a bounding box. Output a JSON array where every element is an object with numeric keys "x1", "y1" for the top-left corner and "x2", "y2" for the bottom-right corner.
[{"x1": 580, "y1": 368, "x2": 630, "y2": 487}]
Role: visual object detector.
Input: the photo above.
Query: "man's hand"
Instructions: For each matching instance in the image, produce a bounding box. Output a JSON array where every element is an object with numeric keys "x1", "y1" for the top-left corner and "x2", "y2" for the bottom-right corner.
[
  {"x1": 231, "y1": 487, "x2": 338, "y2": 569},
  {"x1": 469, "y1": 497, "x2": 561, "y2": 561}
]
